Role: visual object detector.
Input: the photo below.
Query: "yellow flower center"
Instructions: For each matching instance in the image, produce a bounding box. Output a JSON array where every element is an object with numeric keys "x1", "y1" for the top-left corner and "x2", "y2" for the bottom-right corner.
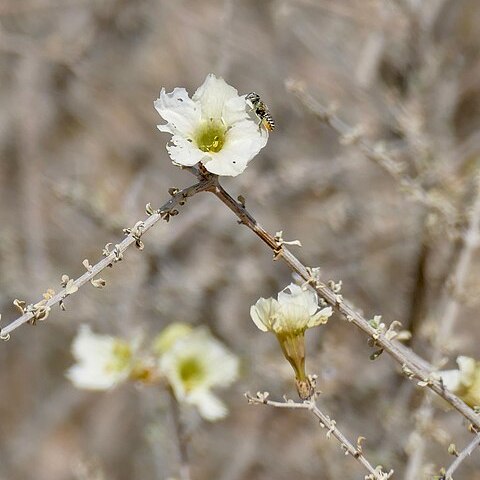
[
  {"x1": 106, "y1": 340, "x2": 133, "y2": 373},
  {"x1": 178, "y1": 356, "x2": 206, "y2": 391},
  {"x1": 195, "y1": 119, "x2": 226, "y2": 153}
]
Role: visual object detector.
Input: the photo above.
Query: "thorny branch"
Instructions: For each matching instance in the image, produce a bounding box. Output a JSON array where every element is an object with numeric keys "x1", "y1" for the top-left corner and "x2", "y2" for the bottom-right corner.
[
  {"x1": 199, "y1": 171, "x2": 480, "y2": 430},
  {"x1": 2, "y1": 166, "x2": 479, "y2": 445},
  {"x1": 245, "y1": 392, "x2": 393, "y2": 480},
  {"x1": 0, "y1": 176, "x2": 215, "y2": 339},
  {"x1": 441, "y1": 434, "x2": 480, "y2": 480},
  {"x1": 287, "y1": 81, "x2": 457, "y2": 226}
]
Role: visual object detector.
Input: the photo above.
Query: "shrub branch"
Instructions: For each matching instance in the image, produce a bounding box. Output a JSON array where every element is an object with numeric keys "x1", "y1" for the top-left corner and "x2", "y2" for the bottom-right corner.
[
  {"x1": 2, "y1": 167, "x2": 478, "y2": 434},
  {"x1": 200, "y1": 171, "x2": 480, "y2": 430},
  {"x1": 442, "y1": 434, "x2": 480, "y2": 480},
  {"x1": 246, "y1": 392, "x2": 393, "y2": 480},
  {"x1": 286, "y1": 81, "x2": 456, "y2": 225},
  {"x1": 0, "y1": 177, "x2": 215, "y2": 339}
]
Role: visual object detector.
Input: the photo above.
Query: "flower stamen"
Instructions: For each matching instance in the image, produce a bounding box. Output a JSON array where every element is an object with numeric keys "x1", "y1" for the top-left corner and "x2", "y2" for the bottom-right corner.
[{"x1": 196, "y1": 120, "x2": 226, "y2": 153}]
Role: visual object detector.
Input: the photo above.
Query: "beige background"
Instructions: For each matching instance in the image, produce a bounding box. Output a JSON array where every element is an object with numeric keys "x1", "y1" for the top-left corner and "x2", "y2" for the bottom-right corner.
[{"x1": 1, "y1": 0, "x2": 480, "y2": 478}]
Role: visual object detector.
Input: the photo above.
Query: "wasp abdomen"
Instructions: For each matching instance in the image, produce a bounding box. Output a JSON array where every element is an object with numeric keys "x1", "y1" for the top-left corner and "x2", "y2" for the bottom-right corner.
[{"x1": 259, "y1": 109, "x2": 275, "y2": 131}]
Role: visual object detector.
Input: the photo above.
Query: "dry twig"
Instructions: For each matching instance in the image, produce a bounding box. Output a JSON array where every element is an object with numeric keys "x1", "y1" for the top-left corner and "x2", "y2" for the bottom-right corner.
[
  {"x1": 246, "y1": 392, "x2": 393, "y2": 480},
  {"x1": 2, "y1": 168, "x2": 479, "y2": 433},
  {"x1": 442, "y1": 434, "x2": 480, "y2": 480},
  {"x1": 286, "y1": 81, "x2": 457, "y2": 225},
  {"x1": 199, "y1": 172, "x2": 480, "y2": 430},
  {"x1": 0, "y1": 177, "x2": 215, "y2": 338}
]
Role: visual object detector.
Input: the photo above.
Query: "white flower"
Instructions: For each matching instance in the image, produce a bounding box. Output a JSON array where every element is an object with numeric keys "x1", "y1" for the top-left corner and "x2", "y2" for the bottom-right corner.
[
  {"x1": 154, "y1": 74, "x2": 268, "y2": 177},
  {"x1": 66, "y1": 325, "x2": 135, "y2": 390},
  {"x1": 438, "y1": 356, "x2": 480, "y2": 408},
  {"x1": 250, "y1": 283, "x2": 332, "y2": 399},
  {"x1": 159, "y1": 326, "x2": 239, "y2": 421},
  {"x1": 250, "y1": 283, "x2": 332, "y2": 336}
]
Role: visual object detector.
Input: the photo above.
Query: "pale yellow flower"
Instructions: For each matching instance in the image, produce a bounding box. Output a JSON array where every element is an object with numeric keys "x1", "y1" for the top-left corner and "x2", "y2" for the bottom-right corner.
[
  {"x1": 250, "y1": 283, "x2": 332, "y2": 398},
  {"x1": 438, "y1": 356, "x2": 480, "y2": 408},
  {"x1": 158, "y1": 326, "x2": 239, "y2": 421}
]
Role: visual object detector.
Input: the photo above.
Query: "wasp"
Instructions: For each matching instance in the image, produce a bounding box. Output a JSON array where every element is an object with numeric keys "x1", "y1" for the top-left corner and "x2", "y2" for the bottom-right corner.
[{"x1": 246, "y1": 92, "x2": 275, "y2": 132}]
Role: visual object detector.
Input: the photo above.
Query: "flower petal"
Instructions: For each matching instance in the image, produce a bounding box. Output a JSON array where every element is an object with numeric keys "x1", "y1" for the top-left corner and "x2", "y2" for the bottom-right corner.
[
  {"x1": 202, "y1": 120, "x2": 267, "y2": 176},
  {"x1": 278, "y1": 283, "x2": 303, "y2": 305},
  {"x1": 457, "y1": 356, "x2": 476, "y2": 387},
  {"x1": 167, "y1": 135, "x2": 208, "y2": 167},
  {"x1": 152, "y1": 322, "x2": 192, "y2": 356},
  {"x1": 188, "y1": 390, "x2": 228, "y2": 421},
  {"x1": 278, "y1": 284, "x2": 319, "y2": 316},
  {"x1": 154, "y1": 87, "x2": 201, "y2": 136},
  {"x1": 438, "y1": 369, "x2": 461, "y2": 392},
  {"x1": 186, "y1": 329, "x2": 239, "y2": 387},
  {"x1": 159, "y1": 350, "x2": 188, "y2": 399},
  {"x1": 67, "y1": 325, "x2": 128, "y2": 390},
  {"x1": 193, "y1": 74, "x2": 239, "y2": 121},
  {"x1": 307, "y1": 306, "x2": 333, "y2": 328},
  {"x1": 250, "y1": 297, "x2": 278, "y2": 332},
  {"x1": 66, "y1": 364, "x2": 117, "y2": 390},
  {"x1": 277, "y1": 303, "x2": 311, "y2": 332},
  {"x1": 223, "y1": 94, "x2": 250, "y2": 125},
  {"x1": 72, "y1": 324, "x2": 114, "y2": 362}
]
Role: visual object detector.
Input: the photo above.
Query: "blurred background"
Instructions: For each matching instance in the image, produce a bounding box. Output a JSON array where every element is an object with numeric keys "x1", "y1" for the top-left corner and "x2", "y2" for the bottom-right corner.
[{"x1": 1, "y1": 0, "x2": 480, "y2": 478}]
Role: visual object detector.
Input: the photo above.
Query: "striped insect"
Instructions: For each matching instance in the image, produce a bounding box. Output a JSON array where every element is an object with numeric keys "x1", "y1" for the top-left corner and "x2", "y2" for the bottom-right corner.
[{"x1": 245, "y1": 92, "x2": 275, "y2": 132}]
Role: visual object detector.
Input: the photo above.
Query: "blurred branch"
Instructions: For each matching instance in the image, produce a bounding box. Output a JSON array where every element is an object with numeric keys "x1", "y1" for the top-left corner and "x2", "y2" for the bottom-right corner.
[
  {"x1": 355, "y1": 1, "x2": 391, "y2": 88},
  {"x1": 404, "y1": 171, "x2": 480, "y2": 478},
  {"x1": 0, "y1": 176, "x2": 215, "y2": 339},
  {"x1": 245, "y1": 392, "x2": 393, "y2": 480},
  {"x1": 442, "y1": 434, "x2": 480, "y2": 480},
  {"x1": 202, "y1": 172, "x2": 480, "y2": 430},
  {"x1": 286, "y1": 81, "x2": 457, "y2": 227},
  {"x1": 169, "y1": 389, "x2": 191, "y2": 480},
  {"x1": 287, "y1": 0, "x2": 379, "y2": 27},
  {"x1": 0, "y1": 27, "x2": 77, "y2": 68},
  {"x1": 0, "y1": 22, "x2": 97, "y2": 77},
  {"x1": 17, "y1": 57, "x2": 50, "y2": 288},
  {"x1": 52, "y1": 179, "x2": 214, "y2": 251},
  {"x1": 0, "y1": 0, "x2": 95, "y2": 16},
  {"x1": 404, "y1": 225, "x2": 430, "y2": 341},
  {"x1": 53, "y1": 182, "x2": 124, "y2": 233},
  {"x1": 432, "y1": 172, "x2": 480, "y2": 349}
]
